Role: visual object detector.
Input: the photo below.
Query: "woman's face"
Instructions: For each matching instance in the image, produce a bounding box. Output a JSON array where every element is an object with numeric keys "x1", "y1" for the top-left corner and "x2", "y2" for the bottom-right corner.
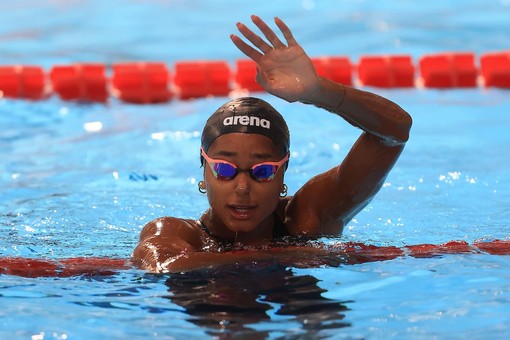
[{"x1": 203, "y1": 133, "x2": 286, "y2": 236}]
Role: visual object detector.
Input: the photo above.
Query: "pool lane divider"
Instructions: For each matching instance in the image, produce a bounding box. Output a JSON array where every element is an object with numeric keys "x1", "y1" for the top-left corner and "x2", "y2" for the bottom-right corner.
[
  {"x1": 1, "y1": 239, "x2": 508, "y2": 278},
  {"x1": 0, "y1": 51, "x2": 509, "y2": 103}
]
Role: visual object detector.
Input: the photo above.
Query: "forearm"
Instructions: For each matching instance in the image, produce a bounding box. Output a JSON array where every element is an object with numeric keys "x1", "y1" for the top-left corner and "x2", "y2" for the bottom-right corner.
[
  {"x1": 133, "y1": 242, "x2": 273, "y2": 273},
  {"x1": 303, "y1": 77, "x2": 412, "y2": 144},
  {"x1": 157, "y1": 251, "x2": 274, "y2": 273},
  {"x1": 133, "y1": 243, "x2": 337, "y2": 273}
]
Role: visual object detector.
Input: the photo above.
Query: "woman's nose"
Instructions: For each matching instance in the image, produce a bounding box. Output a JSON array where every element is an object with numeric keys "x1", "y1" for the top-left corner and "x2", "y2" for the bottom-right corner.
[{"x1": 234, "y1": 172, "x2": 251, "y2": 193}]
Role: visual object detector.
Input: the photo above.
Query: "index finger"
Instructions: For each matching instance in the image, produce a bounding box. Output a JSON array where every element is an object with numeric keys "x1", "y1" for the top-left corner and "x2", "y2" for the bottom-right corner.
[{"x1": 230, "y1": 34, "x2": 263, "y2": 63}]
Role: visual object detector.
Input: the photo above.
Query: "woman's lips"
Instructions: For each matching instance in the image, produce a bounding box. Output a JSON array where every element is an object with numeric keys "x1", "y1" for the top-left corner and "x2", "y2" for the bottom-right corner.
[{"x1": 228, "y1": 205, "x2": 256, "y2": 220}]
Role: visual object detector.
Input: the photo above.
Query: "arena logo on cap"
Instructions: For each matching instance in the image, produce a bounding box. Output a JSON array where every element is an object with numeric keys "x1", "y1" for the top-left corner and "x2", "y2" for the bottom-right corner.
[{"x1": 223, "y1": 115, "x2": 270, "y2": 129}]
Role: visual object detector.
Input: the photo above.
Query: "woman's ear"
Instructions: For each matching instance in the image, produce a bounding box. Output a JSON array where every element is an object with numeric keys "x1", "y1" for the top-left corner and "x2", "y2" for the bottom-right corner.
[
  {"x1": 280, "y1": 184, "x2": 288, "y2": 198},
  {"x1": 198, "y1": 180, "x2": 206, "y2": 194}
]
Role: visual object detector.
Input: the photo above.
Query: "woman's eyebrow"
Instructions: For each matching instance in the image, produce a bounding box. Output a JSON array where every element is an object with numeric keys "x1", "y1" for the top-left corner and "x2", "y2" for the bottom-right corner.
[
  {"x1": 251, "y1": 152, "x2": 275, "y2": 160},
  {"x1": 214, "y1": 150, "x2": 275, "y2": 160},
  {"x1": 214, "y1": 150, "x2": 238, "y2": 157}
]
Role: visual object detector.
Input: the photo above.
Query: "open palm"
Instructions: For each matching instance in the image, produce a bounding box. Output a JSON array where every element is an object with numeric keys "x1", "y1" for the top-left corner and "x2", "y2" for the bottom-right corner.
[{"x1": 231, "y1": 15, "x2": 320, "y2": 103}]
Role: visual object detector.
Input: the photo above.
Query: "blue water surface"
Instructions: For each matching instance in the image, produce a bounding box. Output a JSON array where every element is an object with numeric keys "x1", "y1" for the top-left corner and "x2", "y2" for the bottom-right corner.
[{"x1": 1, "y1": 0, "x2": 510, "y2": 338}]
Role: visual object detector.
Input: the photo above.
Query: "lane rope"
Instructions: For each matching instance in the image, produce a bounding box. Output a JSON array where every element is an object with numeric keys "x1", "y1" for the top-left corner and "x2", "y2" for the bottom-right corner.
[
  {"x1": 1, "y1": 239, "x2": 508, "y2": 277},
  {"x1": 1, "y1": 51, "x2": 509, "y2": 103}
]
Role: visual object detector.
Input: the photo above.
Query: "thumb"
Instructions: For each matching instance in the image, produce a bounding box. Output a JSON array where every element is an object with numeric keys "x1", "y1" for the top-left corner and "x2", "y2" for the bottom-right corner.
[{"x1": 255, "y1": 68, "x2": 267, "y2": 87}]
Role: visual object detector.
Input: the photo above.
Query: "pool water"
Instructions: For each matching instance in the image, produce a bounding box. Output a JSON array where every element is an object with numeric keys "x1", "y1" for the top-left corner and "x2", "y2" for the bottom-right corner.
[{"x1": 1, "y1": 0, "x2": 510, "y2": 338}]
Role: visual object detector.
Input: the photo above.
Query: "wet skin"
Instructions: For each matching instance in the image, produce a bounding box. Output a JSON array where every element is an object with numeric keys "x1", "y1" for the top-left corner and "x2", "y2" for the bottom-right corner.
[
  {"x1": 132, "y1": 15, "x2": 412, "y2": 273},
  {"x1": 200, "y1": 133, "x2": 287, "y2": 244}
]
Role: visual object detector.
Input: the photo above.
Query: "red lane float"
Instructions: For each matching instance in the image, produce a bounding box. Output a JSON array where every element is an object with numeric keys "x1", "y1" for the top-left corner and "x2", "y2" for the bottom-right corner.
[
  {"x1": 234, "y1": 57, "x2": 354, "y2": 93},
  {"x1": 473, "y1": 239, "x2": 510, "y2": 255},
  {"x1": 480, "y1": 51, "x2": 510, "y2": 88},
  {"x1": 419, "y1": 52, "x2": 478, "y2": 88},
  {"x1": 1, "y1": 240, "x2": 508, "y2": 278},
  {"x1": 50, "y1": 63, "x2": 108, "y2": 102},
  {"x1": 312, "y1": 56, "x2": 353, "y2": 86},
  {"x1": 0, "y1": 257, "x2": 129, "y2": 278},
  {"x1": 234, "y1": 59, "x2": 264, "y2": 92},
  {"x1": 2, "y1": 51, "x2": 510, "y2": 103},
  {"x1": 358, "y1": 55, "x2": 414, "y2": 88},
  {"x1": 339, "y1": 242, "x2": 404, "y2": 262},
  {"x1": 111, "y1": 62, "x2": 172, "y2": 104},
  {"x1": 174, "y1": 61, "x2": 231, "y2": 99},
  {"x1": 405, "y1": 240, "x2": 475, "y2": 258},
  {"x1": 0, "y1": 65, "x2": 45, "y2": 99}
]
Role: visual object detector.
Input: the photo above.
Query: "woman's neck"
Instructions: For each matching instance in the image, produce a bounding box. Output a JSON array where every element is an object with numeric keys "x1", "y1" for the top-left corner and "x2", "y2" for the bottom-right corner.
[{"x1": 200, "y1": 209, "x2": 275, "y2": 247}]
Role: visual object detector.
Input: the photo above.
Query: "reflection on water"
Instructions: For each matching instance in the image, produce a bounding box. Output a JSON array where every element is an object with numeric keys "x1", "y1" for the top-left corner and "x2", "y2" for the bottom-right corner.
[{"x1": 163, "y1": 261, "x2": 352, "y2": 338}]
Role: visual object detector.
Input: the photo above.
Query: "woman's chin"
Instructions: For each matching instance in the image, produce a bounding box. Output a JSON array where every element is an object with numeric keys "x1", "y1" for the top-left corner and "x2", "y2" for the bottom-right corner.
[{"x1": 226, "y1": 222, "x2": 258, "y2": 234}]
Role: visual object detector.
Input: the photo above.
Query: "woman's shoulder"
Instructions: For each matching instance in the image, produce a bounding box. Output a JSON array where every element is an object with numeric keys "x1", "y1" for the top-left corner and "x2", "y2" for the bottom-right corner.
[{"x1": 138, "y1": 216, "x2": 203, "y2": 242}]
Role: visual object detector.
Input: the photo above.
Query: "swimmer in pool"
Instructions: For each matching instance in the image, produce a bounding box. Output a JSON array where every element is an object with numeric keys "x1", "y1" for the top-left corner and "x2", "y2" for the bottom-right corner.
[{"x1": 132, "y1": 15, "x2": 412, "y2": 273}]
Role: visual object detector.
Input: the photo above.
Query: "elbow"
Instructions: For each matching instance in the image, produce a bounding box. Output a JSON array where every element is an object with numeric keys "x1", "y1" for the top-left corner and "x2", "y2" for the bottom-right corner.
[
  {"x1": 390, "y1": 111, "x2": 412, "y2": 145},
  {"x1": 399, "y1": 115, "x2": 413, "y2": 143},
  {"x1": 403, "y1": 113, "x2": 413, "y2": 142}
]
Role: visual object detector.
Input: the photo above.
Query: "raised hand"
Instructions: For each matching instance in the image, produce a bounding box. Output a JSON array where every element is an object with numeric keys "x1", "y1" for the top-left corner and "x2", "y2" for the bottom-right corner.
[{"x1": 230, "y1": 15, "x2": 320, "y2": 103}]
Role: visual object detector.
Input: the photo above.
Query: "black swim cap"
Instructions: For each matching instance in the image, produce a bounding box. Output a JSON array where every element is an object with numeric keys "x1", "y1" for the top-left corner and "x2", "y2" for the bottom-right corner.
[{"x1": 201, "y1": 97, "x2": 290, "y2": 157}]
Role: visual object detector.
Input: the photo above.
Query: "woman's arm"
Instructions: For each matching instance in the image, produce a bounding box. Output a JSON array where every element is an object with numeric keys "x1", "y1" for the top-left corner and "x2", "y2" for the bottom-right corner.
[
  {"x1": 231, "y1": 15, "x2": 412, "y2": 236},
  {"x1": 231, "y1": 15, "x2": 411, "y2": 144},
  {"x1": 133, "y1": 237, "x2": 272, "y2": 273},
  {"x1": 132, "y1": 217, "x2": 334, "y2": 273},
  {"x1": 303, "y1": 78, "x2": 411, "y2": 145}
]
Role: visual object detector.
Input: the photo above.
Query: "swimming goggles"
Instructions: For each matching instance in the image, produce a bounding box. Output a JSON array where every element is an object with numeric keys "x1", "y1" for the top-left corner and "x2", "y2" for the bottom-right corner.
[{"x1": 200, "y1": 147, "x2": 289, "y2": 183}]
